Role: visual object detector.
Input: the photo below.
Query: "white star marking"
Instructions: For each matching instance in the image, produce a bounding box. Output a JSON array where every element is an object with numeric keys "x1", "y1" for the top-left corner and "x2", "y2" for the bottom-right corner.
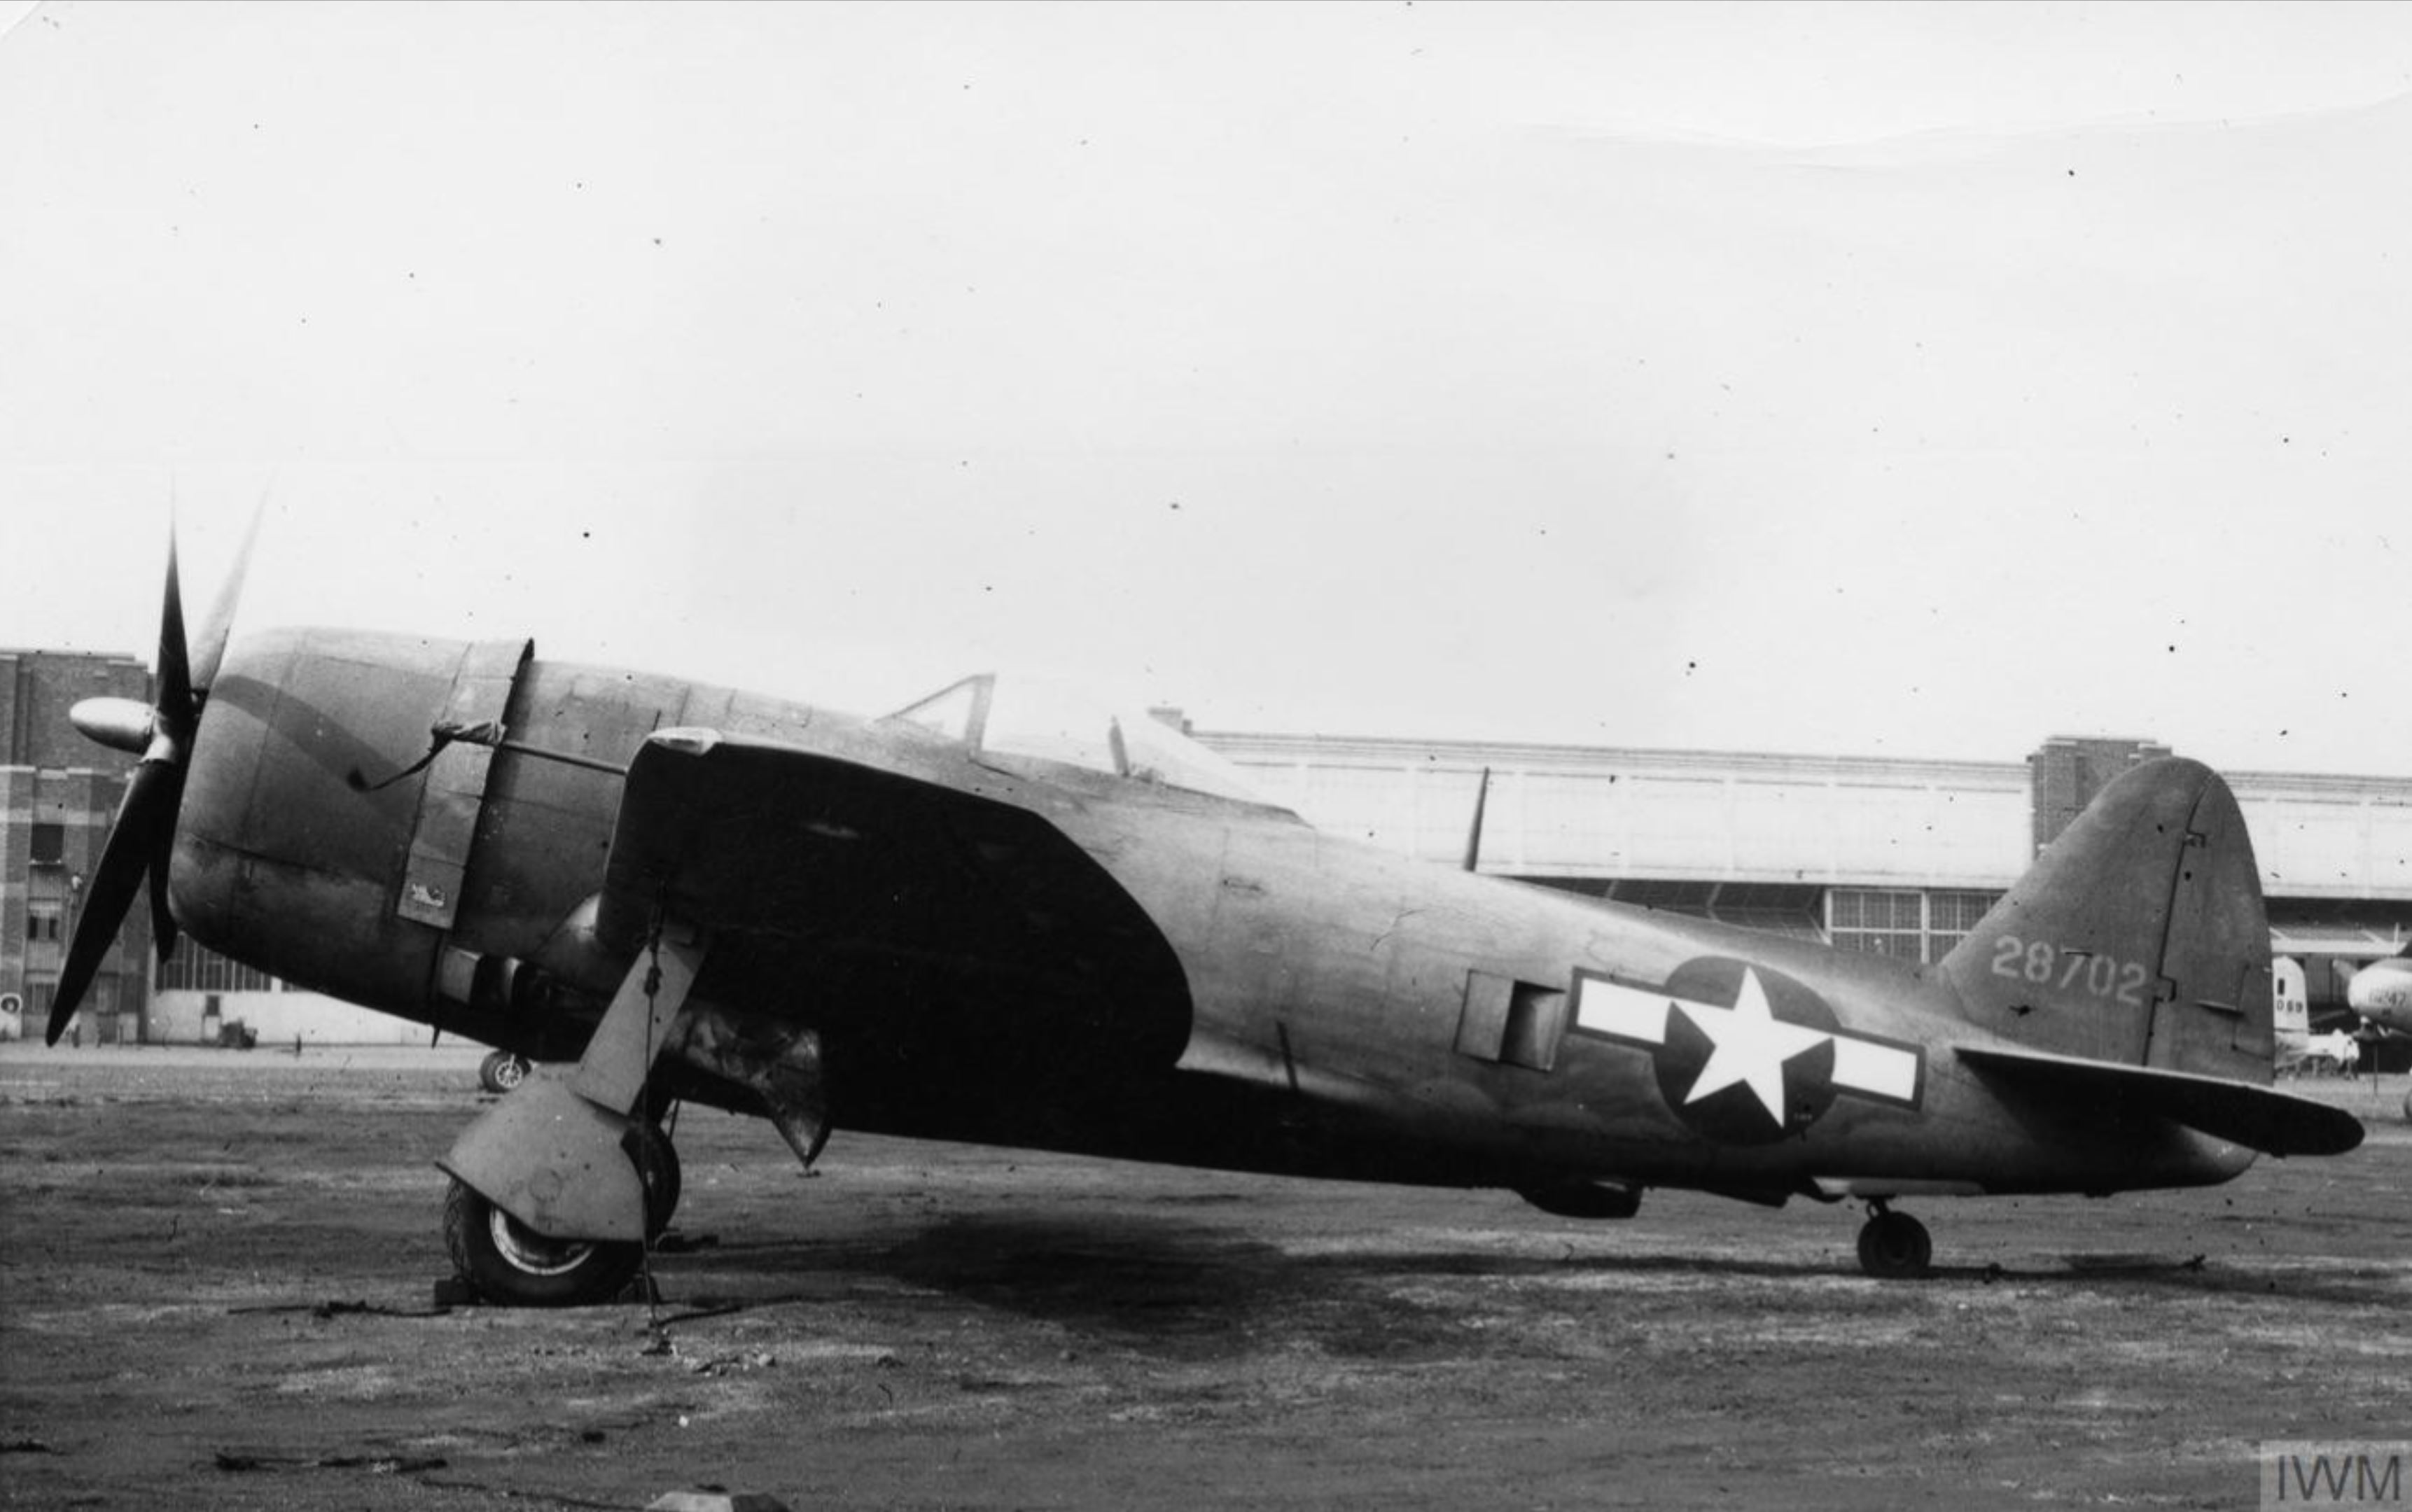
[
  {"x1": 1571, "y1": 968, "x2": 1923, "y2": 1116},
  {"x1": 1672, "y1": 967, "x2": 1831, "y2": 1125}
]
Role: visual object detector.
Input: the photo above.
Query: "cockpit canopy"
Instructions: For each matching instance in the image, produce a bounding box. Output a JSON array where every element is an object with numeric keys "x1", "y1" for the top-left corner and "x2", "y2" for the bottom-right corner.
[{"x1": 885, "y1": 673, "x2": 1278, "y2": 808}]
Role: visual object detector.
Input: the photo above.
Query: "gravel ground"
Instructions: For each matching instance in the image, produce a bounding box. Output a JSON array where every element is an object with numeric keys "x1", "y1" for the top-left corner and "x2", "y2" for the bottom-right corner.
[{"x1": 1, "y1": 1044, "x2": 2405, "y2": 1511}]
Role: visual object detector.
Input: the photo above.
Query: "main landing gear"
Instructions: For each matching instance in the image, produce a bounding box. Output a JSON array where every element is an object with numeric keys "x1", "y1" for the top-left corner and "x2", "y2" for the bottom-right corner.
[
  {"x1": 435, "y1": 923, "x2": 836, "y2": 1308},
  {"x1": 442, "y1": 1119, "x2": 681, "y2": 1307},
  {"x1": 438, "y1": 929, "x2": 709, "y2": 1308},
  {"x1": 1855, "y1": 1198, "x2": 1932, "y2": 1280}
]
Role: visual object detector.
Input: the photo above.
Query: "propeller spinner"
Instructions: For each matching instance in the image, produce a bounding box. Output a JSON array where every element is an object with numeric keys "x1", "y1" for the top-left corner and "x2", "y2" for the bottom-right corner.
[{"x1": 46, "y1": 516, "x2": 256, "y2": 1046}]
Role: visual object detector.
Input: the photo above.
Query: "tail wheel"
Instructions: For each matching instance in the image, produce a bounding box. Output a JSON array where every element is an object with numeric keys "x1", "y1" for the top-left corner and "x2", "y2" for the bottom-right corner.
[
  {"x1": 442, "y1": 1122, "x2": 681, "y2": 1306},
  {"x1": 1855, "y1": 1208, "x2": 1933, "y2": 1280},
  {"x1": 473, "y1": 1052, "x2": 542, "y2": 1093}
]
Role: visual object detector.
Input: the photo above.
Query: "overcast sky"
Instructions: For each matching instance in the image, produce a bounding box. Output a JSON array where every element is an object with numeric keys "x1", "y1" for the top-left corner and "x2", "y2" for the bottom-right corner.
[{"x1": 4, "y1": 1, "x2": 2407, "y2": 776}]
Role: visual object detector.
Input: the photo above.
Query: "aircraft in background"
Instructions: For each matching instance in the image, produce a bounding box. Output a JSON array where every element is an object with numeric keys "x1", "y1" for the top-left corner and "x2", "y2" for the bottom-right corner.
[
  {"x1": 2272, "y1": 967, "x2": 2359, "y2": 1075},
  {"x1": 2344, "y1": 948, "x2": 2412, "y2": 1126},
  {"x1": 2345, "y1": 946, "x2": 2412, "y2": 1037},
  {"x1": 47, "y1": 528, "x2": 2362, "y2": 1305}
]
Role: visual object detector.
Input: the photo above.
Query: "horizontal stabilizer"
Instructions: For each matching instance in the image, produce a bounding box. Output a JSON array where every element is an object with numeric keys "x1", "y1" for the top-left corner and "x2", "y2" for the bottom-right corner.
[{"x1": 1958, "y1": 1045, "x2": 2364, "y2": 1157}]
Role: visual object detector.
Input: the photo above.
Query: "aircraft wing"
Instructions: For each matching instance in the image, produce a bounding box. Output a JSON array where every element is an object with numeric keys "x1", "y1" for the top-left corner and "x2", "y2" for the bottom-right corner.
[
  {"x1": 587, "y1": 727, "x2": 1194, "y2": 1088},
  {"x1": 1958, "y1": 1045, "x2": 2363, "y2": 1157}
]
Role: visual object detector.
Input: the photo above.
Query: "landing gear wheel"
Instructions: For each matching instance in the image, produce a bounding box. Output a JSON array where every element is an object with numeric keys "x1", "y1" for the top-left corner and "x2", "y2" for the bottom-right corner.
[
  {"x1": 625, "y1": 1119, "x2": 681, "y2": 1240},
  {"x1": 475, "y1": 1050, "x2": 532, "y2": 1094},
  {"x1": 1856, "y1": 1208, "x2": 1933, "y2": 1279},
  {"x1": 442, "y1": 1179, "x2": 643, "y2": 1307},
  {"x1": 442, "y1": 1121, "x2": 681, "y2": 1305}
]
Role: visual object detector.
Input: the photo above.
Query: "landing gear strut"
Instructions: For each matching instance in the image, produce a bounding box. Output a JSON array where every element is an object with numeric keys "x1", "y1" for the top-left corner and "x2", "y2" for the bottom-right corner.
[
  {"x1": 438, "y1": 928, "x2": 706, "y2": 1306},
  {"x1": 1855, "y1": 1199, "x2": 1932, "y2": 1279}
]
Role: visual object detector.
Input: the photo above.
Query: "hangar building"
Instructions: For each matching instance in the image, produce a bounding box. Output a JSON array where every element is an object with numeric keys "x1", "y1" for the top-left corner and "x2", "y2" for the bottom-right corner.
[
  {"x1": 1, "y1": 650, "x2": 155, "y2": 1043},
  {"x1": 5, "y1": 648, "x2": 2407, "y2": 1050}
]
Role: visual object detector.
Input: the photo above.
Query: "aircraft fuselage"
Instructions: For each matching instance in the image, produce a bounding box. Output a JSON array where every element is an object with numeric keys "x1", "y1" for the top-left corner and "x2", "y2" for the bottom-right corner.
[
  {"x1": 166, "y1": 628, "x2": 2255, "y2": 1210},
  {"x1": 2348, "y1": 955, "x2": 2412, "y2": 1035}
]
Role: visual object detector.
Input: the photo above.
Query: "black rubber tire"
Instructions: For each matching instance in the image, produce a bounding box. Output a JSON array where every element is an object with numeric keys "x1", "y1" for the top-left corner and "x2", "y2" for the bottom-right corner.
[
  {"x1": 442, "y1": 1179, "x2": 644, "y2": 1307},
  {"x1": 438, "y1": 1115, "x2": 683, "y2": 1307},
  {"x1": 476, "y1": 1050, "x2": 534, "y2": 1094},
  {"x1": 1855, "y1": 1210, "x2": 1934, "y2": 1279},
  {"x1": 625, "y1": 1120, "x2": 681, "y2": 1240}
]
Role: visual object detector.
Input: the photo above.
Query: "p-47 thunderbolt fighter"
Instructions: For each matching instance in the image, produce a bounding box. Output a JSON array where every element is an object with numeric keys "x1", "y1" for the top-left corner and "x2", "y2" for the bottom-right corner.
[{"x1": 53, "y1": 536, "x2": 2362, "y2": 1303}]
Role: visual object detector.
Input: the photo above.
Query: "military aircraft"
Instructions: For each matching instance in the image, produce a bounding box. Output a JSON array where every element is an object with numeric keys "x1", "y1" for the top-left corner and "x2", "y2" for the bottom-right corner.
[
  {"x1": 2343, "y1": 948, "x2": 2412, "y2": 1124},
  {"x1": 2272, "y1": 979, "x2": 2360, "y2": 1075},
  {"x1": 2345, "y1": 946, "x2": 2412, "y2": 1037},
  {"x1": 50, "y1": 530, "x2": 2364, "y2": 1305}
]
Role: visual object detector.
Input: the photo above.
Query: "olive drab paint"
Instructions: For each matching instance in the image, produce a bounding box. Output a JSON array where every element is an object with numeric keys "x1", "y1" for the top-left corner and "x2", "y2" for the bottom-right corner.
[{"x1": 55, "y1": 552, "x2": 2366, "y2": 1304}]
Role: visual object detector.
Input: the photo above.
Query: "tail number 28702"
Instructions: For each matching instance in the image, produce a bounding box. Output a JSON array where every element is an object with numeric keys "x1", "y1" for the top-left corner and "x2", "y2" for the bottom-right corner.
[{"x1": 1989, "y1": 934, "x2": 2151, "y2": 1007}]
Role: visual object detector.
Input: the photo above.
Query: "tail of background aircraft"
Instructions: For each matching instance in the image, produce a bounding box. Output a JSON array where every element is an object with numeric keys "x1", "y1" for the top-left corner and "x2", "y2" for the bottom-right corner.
[
  {"x1": 2272, "y1": 960, "x2": 2310, "y2": 1042},
  {"x1": 1942, "y1": 757, "x2": 2275, "y2": 1082},
  {"x1": 2271, "y1": 958, "x2": 2316, "y2": 1070}
]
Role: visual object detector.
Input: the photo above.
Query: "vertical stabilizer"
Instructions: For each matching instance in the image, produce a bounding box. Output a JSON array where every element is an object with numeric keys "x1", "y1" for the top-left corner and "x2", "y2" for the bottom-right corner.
[{"x1": 1942, "y1": 757, "x2": 2274, "y2": 1084}]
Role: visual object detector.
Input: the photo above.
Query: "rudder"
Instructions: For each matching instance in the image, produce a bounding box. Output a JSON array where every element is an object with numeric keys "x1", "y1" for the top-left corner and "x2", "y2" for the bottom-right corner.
[{"x1": 1942, "y1": 757, "x2": 2274, "y2": 1084}]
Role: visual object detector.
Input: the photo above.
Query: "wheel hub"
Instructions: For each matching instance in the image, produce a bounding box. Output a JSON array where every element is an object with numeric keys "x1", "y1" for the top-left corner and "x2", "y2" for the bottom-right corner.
[{"x1": 487, "y1": 1209, "x2": 600, "y2": 1278}]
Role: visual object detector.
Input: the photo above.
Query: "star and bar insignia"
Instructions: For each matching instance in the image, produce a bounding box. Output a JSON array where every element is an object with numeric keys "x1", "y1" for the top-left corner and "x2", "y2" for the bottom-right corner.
[{"x1": 1573, "y1": 958, "x2": 1924, "y2": 1144}]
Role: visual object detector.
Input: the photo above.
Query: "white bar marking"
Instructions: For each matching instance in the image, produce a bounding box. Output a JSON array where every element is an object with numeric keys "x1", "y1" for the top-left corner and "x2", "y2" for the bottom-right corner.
[{"x1": 1574, "y1": 976, "x2": 1672, "y2": 1044}]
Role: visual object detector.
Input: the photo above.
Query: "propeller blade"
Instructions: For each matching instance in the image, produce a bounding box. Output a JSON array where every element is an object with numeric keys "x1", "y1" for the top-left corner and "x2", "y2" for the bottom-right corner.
[
  {"x1": 188, "y1": 501, "x2": 263, "y2": 694},
  {"x1": 46, "y1": 760, "x2": 182, "y2": 1045},
  {"x1": 46, "y1": 508, "x2": 249, "y2": 1042},
  {"x1": 155, "y1": 531, "x2": 194, "y2": 734},
  {"x1": 148, "y1": 811, "x2": 181, "y2": 963}
]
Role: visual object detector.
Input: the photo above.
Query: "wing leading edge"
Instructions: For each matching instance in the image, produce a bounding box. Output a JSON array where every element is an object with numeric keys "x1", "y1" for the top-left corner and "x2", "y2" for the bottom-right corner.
[{"x1": 590, "y1": 727, "x2": 1196, "y2": 1105}]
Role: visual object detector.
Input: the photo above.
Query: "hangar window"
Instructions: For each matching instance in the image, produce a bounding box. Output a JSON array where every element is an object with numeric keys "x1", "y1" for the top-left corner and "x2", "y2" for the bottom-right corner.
[
  {"x1": 1829, "y1": 888, "x2": 1925, "y2": 960},
  {"x1": 1828, "y1": 888, "x2": 2003, "y2": 962},
  {"x1": 1836, "y1": 930, "x2": 1924, "y2": 962},
  {"x1": 26, "y1": 906, "x2": 62, "y2": 944},
  {"x1": 1926, "y1": 890, "x2": 2003, "y2": 958},
  {"x1": 157, "y1": 944, "x2": 281, "y2": 994},
  {"x1": 29, "y1": 822, "x2": 64, "y2": 867}
]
